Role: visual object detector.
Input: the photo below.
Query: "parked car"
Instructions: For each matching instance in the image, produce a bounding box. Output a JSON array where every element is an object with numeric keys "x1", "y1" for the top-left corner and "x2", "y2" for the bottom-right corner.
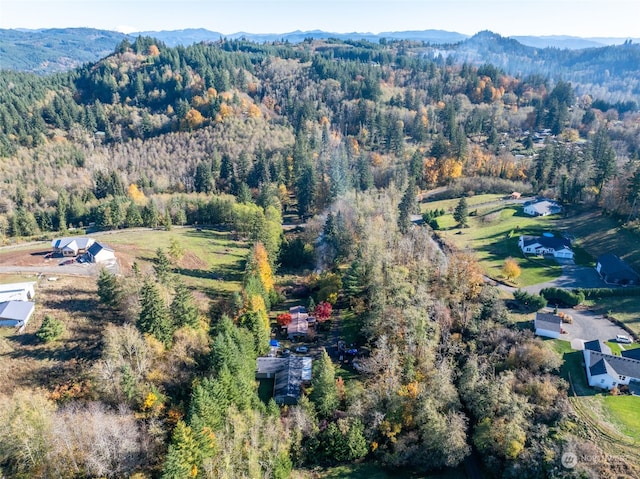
[
  {"x1": 295, "y1": 346, "x2": 309, "y2": 353},
  {"x1": 616, "y1": 334, "x2": 633, "y2": 344}
]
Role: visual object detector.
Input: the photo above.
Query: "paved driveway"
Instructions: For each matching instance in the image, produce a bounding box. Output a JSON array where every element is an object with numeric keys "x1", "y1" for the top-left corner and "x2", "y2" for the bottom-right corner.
[
  {"x1": 524, "y1": 264, "x2": 605, "y2": 294},
  {"x1": 557, "y1": 307, "x2": 629, "y2": 343}
]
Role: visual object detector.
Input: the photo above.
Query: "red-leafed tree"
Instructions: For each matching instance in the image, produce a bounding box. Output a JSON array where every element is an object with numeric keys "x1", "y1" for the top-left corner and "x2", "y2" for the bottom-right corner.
[
  {"x1": 276, "y1": 313, "x2": 292, "y2": 327},
  {"x1": 314, "y1": 301, "x2": 333, "y2": 322}
]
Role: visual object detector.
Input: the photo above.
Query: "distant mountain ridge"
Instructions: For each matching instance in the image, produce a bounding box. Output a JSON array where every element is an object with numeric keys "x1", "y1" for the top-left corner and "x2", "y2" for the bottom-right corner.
[{"x1": 1, "y1": 27, "x2": 638, "y2": 75}]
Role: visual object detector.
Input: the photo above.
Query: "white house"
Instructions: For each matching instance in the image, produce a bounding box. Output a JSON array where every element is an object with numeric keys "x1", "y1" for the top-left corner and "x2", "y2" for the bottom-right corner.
[
  {"x1": 85, "y1": 242, "x2": 116, "y2": 263},
  {"x1": 0, "y1": 301, "x2": 36, "y2": 328},
  {"x1": 534, "y1": 312, "x2": 562, "y2": 339},
  {"x1": 518, "y1": 235, "x2": 574, "y2": 260},
  {"x1": 51, "y1": 237, "x2": 95, "y2": 257},
  {"x1": 583, "y1": 340, "x2": 640, "y2": 390},
  {"x1": 523, "y1": 200, "x2": 562, "y2": 217},
  {"x1": 0, "y1": 282, "x2": 36, "y2": 302}
]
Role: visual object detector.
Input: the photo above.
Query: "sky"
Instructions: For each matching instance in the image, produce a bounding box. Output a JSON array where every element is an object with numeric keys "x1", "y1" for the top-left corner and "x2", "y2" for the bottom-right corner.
[{"x1": 1, "y1": 0, "x2": 639, "y2": 38}]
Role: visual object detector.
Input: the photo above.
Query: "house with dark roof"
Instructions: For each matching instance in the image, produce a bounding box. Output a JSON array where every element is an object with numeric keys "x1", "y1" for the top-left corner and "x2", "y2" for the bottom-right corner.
[
  {"x1": 595, "y1": 254, "x2": 640, "y2": 286},
  {"x1": 0, "y1": 301, "x2": 36, "y2": 328},
  {"x1": 583, "y1": 340, "x2": 640, "y2": 390},
  {"x1": 518, "y1": 235, "x2": 574, "y2": 260},
  {"x1": 256, "y1": 356, "x2": 312, "y2": 405},
  {"x1": 534, "y1": 312, "x2": 563, "y2": 339},
  {"x1": 85, "y1": 242, "x2": 116, "y2": 263},
  {"x1": 523, "y1": 200, "x2": 562, "y2": 217}
]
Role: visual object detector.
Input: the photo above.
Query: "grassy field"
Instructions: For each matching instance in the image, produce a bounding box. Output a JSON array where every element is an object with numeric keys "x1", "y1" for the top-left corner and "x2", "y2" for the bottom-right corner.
[
  {"x1": 0, "y1": 227, "x2": 249, "y2": 396},
  {"x1": 558, "y1": 208, "x2": 640, "y2": 273},
  {"x1": 432, "y1": 202, "x2": 563, "y2": 286},
  {"x1": 294, "y1": 464, "x2": 466, "y2": 479},
  {"x1": 420, "y1": 193, "x2": 505, "y2": 215},
  {"x1": 98, "y1": 227, "x2": 249, "y2": 296},
  {"x1": 602, "y1": 395, "x2": 640, "y2": 441}
]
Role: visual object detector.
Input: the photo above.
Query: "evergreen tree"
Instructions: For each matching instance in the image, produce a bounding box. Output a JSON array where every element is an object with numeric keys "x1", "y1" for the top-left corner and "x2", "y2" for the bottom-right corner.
[
  {"x1": 453, "y1": 196, "x2": 469, "y2": 228},
  {"x1": 592, "y1": 127, "x2": 617, "y2": 198},
  {"x1": 125, "y1": 201, "x2": 143, "y2": 228},
  {"x1": 162, "y1": 421, "x2": 201, "y2": 479},
  {"x1": 97, "y1": 267, "x2": 121, "y2": 308},
  {"x1": 154, "y1": 248, "x2": 173, "y2": 284},
  {"x1": 310, "y1": 350, "x2": 339, "y2": 418},
  {"x1": 171, "y1": 281, "x2": 199, "y2": 329},
  {"x1": 397, "y1": 180, "x2": 418, "y2": 234},
  {"x1": 138, "y1": 278, "x2": 174, "y2": 347}
]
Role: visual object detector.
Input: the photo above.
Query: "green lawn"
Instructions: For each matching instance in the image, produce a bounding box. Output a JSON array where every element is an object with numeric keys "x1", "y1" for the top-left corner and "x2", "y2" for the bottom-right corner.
[
  {"x1": 602, "y1": 395, "x2": 640, "y2": 441},
  {"x1": 435, "y1": 204, "x2": 563, "y2": 286},
  {"x1": 100, "y1": 227, "x2": 249, "y2": 296},
  {"x1": 420, "y1": 193, "x2": 505, "y2": 215},
  {"x1": 548, "y1": 339, "x2": 640, "y2": 445},
  {"x1": 547, "y1": 339, "x2": 594, "y2": 396},
  {"x1": 558, "y1": 208, "x2": 640, "y2": 274}
]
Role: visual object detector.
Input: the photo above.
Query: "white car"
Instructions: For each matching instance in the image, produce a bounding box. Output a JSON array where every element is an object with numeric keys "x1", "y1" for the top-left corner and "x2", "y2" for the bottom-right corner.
[{"x1": 616, "y1": 334, "x2": 633, "y2": 344}]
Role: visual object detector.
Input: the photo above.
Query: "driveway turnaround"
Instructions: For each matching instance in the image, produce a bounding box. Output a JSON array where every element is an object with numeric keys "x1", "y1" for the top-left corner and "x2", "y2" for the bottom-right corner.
[{"x1": 556, "y1": 307, "x2": 630, "y2": 343}]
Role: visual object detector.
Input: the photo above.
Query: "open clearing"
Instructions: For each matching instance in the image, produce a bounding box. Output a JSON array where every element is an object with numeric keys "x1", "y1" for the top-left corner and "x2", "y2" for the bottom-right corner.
[
  {"x1": 429, "y1": 200, "x2": 564, "y2": 286},
  {"x1": 0, "y1": 227, "x2": 249, "y2": 396}
]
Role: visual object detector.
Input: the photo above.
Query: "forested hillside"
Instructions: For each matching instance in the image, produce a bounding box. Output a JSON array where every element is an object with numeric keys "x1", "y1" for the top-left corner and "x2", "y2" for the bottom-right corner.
[{"x1": 1, "y1": 35, "x2": 640, "y2": 479}]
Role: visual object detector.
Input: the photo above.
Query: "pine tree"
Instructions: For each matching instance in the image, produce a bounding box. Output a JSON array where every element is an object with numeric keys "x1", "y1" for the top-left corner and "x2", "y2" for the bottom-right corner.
[
  {"x1": 97, "y1": 267, "x2": 121, "y2": 308},
  {"x1": 138, "y1": 278, "x2": 174, "y2": 347},
  {"x1": 592, "y1": 127, "x2": 617, "y2": 198},
  {"x1": 310, "y1": 350, "x2": 339, "y2": 418},
  {"x1": 453, "y1": 196, "x2": 469, "y2": 228},
  {"x1": 397, "y1": 180, "x2": 418, "y2": 234},
  {"x1": 171, "y1": 281, "x2": 199, "y2": 329},
  {"x1": 154, "y1": 248, "x2": 172, "y2": 284},
  {"x1": 162, "y1": 421, "x2": 202, "y2": 479}
]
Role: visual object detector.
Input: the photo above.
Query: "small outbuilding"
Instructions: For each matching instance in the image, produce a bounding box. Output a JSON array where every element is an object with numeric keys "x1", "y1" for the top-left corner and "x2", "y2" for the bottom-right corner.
[
  {"x1": 0, "y1": 282, "x2": 36, "y2": 302},
  {"x1": 595, "y1": 254, "x2": 640, "y2": 286},
  {"x1": 0, "y1": 301, "x2": 36, "y2": 328},
  {"x1": 534, "y1": 312, "x2": 562, "y2": 339}
]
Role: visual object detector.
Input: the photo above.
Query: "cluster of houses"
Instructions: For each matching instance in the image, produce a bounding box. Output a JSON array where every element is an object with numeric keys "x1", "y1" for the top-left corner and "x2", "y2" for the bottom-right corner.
[
  {"x1": 0, "y1": 282, "x2": 36, "y2": 330},
  {"x1": 534, "y1": 312, "x2": 640, "y2": 391},
  {"x1": 51, "y1": 237, "x2": 116, "y2": 264}
]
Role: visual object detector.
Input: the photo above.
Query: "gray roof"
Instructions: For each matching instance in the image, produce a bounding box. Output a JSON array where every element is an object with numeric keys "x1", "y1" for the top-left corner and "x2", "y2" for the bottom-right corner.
[
  {"x1": 256, "y1": 356, "x2": 312, "y2": 405},
  {"x1": 535, "y1": 312, "x2": 562, "y2": 333},
  {"x1": 0, "y1": 300, "x2": 35, "y2": 323},
  {"x1": 584, "y1": 339, "x2": 612, "y2": 355},
  {"x1": 596, "y1": 254, "x2": 640, "y2": 282},
  {"x1": 525, "y1": 200, "x2": 561, "y2": 215},
  {"x1": 520, "y1": 235, "x2": 572, "y2": 251},
  {"x1": 52, "y1": 237, "x2": 94, "y2": 250},
  {"x1": 588, "y1": 351, "x2": 640, "y2": 379}
]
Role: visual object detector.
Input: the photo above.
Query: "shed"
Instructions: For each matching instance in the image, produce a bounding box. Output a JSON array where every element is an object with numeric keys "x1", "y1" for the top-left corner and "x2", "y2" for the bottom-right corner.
[
  {"x1": 0, "y1": 301, "x2": 36, "y2": 327},
  {"x1": 0, "y1": 282, "x2": 36, "y2": 302},
  {"x1": 534, "y1": 312, "x2": 562, "y2": 339}
]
